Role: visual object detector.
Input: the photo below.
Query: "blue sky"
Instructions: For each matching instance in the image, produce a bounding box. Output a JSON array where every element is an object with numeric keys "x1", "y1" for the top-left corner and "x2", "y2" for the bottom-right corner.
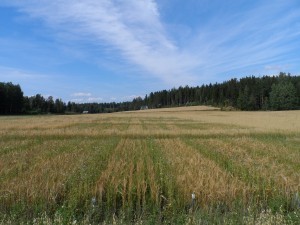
[{"x1": 0, "y1": 0, "x2": 300, "y2": 103}]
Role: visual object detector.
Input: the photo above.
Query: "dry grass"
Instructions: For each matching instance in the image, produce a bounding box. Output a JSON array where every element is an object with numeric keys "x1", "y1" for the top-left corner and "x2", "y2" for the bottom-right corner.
[
  {"x1": 1, "y1": 139, "x2": 111, "y2": 207},
  {"x1": 120, "y1": 107, "x2": 300, "y2": 132},
  {"x1": 189, "y1": 137, "x2": 300, "y2": 195},
  {"x1": 157, "y1": 139, "x2": 250, "y2": 208},
  {"x1": 0, "y1": 107, "x2": 299, "y2": 223},
  {"x1": 94, "y1": 138, "x2": 161, "y2": 213}
]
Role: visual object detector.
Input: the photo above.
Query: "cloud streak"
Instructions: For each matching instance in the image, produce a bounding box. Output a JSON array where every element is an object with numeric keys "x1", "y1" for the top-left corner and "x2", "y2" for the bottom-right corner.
[
  {"x1": 71, "y1": 92, "x2": 92, "y2": 97},
  {"x1": 185, "y1": 0, "x2": 300, "y2": 78},
  {"x1": 2, "y1": 0, "x2": 300, "y2": 90},
  {"x1": 4, "y1": 0, "x2": 198, "y2": 86},
  {"x1": 70, "y1": 92, "x2": 103, "y2": 103},
  {"x1": 0, "y1": 66, "x2": 48, "y2": 80}
]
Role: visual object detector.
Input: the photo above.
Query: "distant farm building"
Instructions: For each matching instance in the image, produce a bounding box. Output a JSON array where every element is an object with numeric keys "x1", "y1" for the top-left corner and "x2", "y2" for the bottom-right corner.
[{"x1": 82, "y1": 111, "x2": 89, "y2": 114}]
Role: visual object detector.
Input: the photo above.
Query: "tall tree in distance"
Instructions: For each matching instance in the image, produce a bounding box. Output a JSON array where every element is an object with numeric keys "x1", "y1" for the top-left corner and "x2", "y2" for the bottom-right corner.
[
  {"x1": 270, "y1": 81, "x2": 298, "y2": 110},
  {"x1": 0, "y1": 82, "x2": 23, "y2": 114}
]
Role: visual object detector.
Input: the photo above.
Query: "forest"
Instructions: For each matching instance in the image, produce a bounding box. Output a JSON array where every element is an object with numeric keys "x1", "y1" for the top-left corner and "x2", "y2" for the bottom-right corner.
[{"x1": 0, "y1": 72, "x2": 299, "y2": 115}]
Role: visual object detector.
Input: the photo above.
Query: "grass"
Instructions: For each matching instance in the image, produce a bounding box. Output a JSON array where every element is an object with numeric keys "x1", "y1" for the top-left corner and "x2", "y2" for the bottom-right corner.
[{"x1": 0, "y1": 106, "x2": 299, "y2": 224}]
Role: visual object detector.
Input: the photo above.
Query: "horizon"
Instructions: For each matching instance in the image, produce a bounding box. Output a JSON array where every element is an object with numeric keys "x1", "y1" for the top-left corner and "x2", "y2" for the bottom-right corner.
[
  {"x1": 4, "y1": 72, "x2": 298, "y2": 104},
  {"x1": 1, "y1": 0, "x2": 300, "y2": 103}
]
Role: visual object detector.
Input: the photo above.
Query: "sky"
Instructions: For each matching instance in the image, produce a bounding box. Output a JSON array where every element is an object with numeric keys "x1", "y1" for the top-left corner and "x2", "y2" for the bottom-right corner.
[{"x1": 0, "y1": 0, "x2": 300, "y2": 103}]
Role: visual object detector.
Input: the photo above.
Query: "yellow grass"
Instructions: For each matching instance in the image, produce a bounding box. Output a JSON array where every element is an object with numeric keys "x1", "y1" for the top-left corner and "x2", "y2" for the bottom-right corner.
[
  {"x1": 94, "y1": 139, "x2": 161, "y2": 211},
  {"x1": 121, "y1": 106, "x2": 300, "y2": 132},
  {"x1": 0, "y1": 106, "x2": 299, "y2": 223},
  {"x1": 192, "y1": 138, "x2": 300, "y2": 194},
  {"x1": 157, "y1": 139, "x2": 250, "y2": 207}
]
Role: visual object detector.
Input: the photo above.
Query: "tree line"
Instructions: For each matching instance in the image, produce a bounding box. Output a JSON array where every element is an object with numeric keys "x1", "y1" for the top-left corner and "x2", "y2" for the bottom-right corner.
[
  {"x1": 145, "y1": 72, "x2": 300, "y2": 111},
  {"x1": 0, "y1": 72, "x2": 299, "y2": 115}
]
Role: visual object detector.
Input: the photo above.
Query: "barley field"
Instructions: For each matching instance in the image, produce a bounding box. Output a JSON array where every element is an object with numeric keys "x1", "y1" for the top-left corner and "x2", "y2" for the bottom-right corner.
[{"x1": 0, "y1": 106, "x2": 300, "y2": 224}]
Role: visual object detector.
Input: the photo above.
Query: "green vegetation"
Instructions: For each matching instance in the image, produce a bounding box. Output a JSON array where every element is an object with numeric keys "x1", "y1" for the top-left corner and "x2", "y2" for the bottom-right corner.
[
  {"x1": 1, "y1": 73, "x2": 300, "y2": 115},
  {"x1": 270, "y1": 80, "x2": 298, "y2": 110}
]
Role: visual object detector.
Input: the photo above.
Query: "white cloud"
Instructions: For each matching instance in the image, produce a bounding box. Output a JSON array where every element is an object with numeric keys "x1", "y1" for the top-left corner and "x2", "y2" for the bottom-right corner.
[
  {"x1": 184, "y1": 0, "x2": 300, "y2": 79},
  {"x1": 4, "y1": 0, "x2": 198, "y2": 86},
  {"x1": 2, "y1": 0, "x2": 300, "y2": 88},
  {"x1": 264, "y1": 65, "x2": 288, "y2": 73},
  {"x1": 87, "y1": 97, "x2": 103, "y2": 102},
  {"x1": 70, "y1": 95, "x2": 103, "y2": 103},
  {"x1": 0, "y1": 65, "x2": 48, "y2": 80},
  {"x1": 70, "y1": 92, "x2": 103, "y2": 103},
  {"x1": 71, "y1": 92, "x2": 92, "y2": 97},
  {"x1": 70, "y1": 98, "x2": 84, "y2": 103}
]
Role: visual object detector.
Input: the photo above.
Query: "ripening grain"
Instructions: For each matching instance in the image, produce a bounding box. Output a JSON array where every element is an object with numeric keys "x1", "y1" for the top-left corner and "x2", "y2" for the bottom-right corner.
[
  {"x1": 157, "y1": 139, "x2": 251, "y2": 207},
  {"x1": 0, "y1": 108, "x2": 299, "y2": 224}
]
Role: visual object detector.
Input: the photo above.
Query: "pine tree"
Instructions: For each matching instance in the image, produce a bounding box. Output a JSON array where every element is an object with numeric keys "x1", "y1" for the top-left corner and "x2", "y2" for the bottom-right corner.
[{"x1": 270, "y1": 82, "x2": 298, "y2": 110}]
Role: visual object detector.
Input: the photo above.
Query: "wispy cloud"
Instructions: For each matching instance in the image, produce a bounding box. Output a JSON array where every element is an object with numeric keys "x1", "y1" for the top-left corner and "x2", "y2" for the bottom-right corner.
[
  {"x1": 185, "y1": 0, "x2": 300, "y2": 78},
  {"x1": 4, "y1": 0, "x2": 198, "y2": 86},
  {"x1": 86, "y1": 97, "x2": 103, "y2": 102},
  {"x1": 70, "y1": 97, "x2": 103, "y2": 103},
  {"x1": 0, "y1": 65, "x2": 48, "y2": 80},
  {"x1": 70, "y1": 92, "x2": 103, "y2": 103},
  {"x1": 70, "y1": 94, "x2": 141, "y2": 103},
  {"x1": 2, "y1": 0, "x2": 300, "y2": 90},
  {"x1": 71, "y1": 92, "x2": 92, "y2": 97}
]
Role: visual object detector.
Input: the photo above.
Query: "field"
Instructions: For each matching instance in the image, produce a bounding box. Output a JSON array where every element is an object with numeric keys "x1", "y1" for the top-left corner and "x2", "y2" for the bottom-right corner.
[{"x1": 0, "y1": 106, "x2": 300, "y2": 224}]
